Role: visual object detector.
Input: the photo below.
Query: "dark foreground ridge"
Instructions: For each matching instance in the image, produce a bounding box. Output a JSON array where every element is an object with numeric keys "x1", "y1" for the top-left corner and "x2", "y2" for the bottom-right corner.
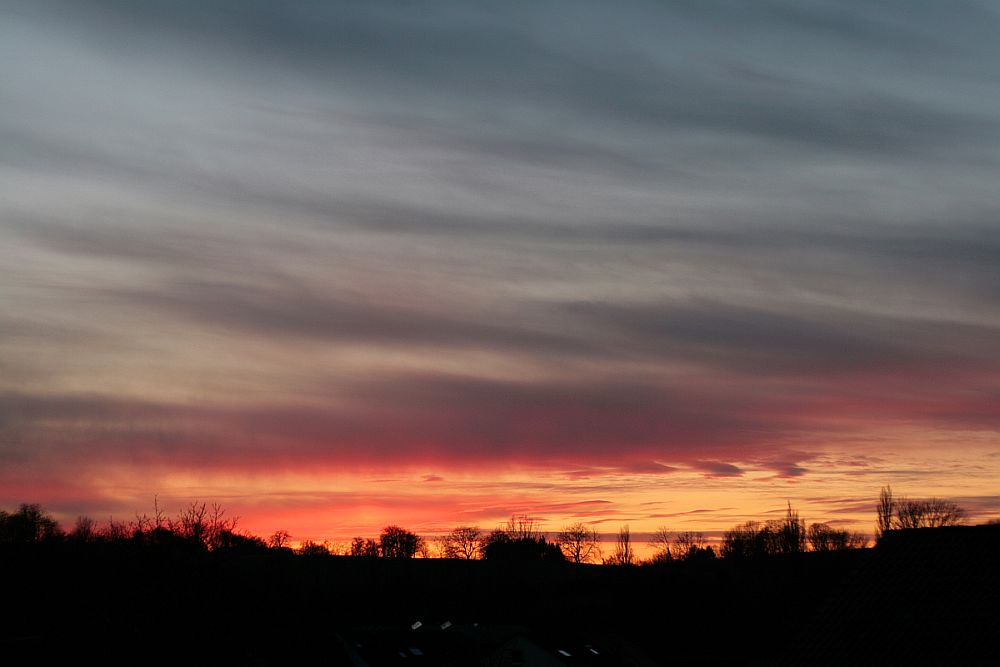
[{"x1": 1, "y1": 525, "x2": 998, "y2": 666}]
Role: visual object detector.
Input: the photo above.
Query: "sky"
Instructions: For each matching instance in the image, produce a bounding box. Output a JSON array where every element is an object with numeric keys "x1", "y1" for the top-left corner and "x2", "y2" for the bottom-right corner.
[{"x1": 2, "y1": 0, "x2": 1000, "y2": 548}]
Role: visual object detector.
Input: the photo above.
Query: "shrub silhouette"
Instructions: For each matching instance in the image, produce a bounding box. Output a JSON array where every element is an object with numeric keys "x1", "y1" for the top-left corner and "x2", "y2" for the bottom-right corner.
[
  {"x1": 808, "y1": 523, "x2": 868, "y2": 551},
  {"x1": 482, "y1": 516, "x2": 564, "y2": 562},
  {"x1": 297, "y1": 540, "x2": 331, "y2": 556},
  {"x1": 482, "y1": 530, "x2": 564, "y2": 561}
]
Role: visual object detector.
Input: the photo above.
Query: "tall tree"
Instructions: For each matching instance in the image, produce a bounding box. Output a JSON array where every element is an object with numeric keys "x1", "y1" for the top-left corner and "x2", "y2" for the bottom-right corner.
[
  {"x1": 606, "y1": 525, "x2": 635, "y2": 566},
  {"x1": 764, "y1": 502, "x2": 806, "y2": 555},
  {"x1": 876, "y1": 485, "x2": 895, "y2": 539}
]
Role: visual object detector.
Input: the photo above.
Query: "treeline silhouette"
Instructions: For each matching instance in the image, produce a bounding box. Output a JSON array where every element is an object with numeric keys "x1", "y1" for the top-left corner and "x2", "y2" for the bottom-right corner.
[
  {"x1": 0, "y1": 486, "x2": 968, "y2": 562},
  {"x1": 0, "y1": 499, "x2": 267, "y2": 553},
  {"x1": 1, "y1": 488, "x2": 995, "y2": 666}
]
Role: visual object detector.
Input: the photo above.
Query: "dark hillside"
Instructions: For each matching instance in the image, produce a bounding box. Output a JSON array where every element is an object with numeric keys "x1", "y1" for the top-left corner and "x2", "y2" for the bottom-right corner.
[{"x1": 2, "y1": 528, "x2": 996, "y2": 665}]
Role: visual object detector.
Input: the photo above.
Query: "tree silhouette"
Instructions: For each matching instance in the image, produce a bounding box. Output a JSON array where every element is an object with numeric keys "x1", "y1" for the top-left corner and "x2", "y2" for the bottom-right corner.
[
  {"x1": 297, "y1": 540, "x2": 331, "y2": 556},
  {"x1": 764, "y1": 502, "x2": 806, "y2": 555},
  {"x1": 647, "y1": 527, "x2": 674, "y2": 564},
  {"x1": 875, "y1": 485, "x2": 966, "y2": 537},
  {"x1": 0, "y1": 503, "x2": 61, "y2": 544},
  {"x1": 440, "y1": 525, "x2": 482, "y2": 559},
  {"x1": 504, "y1": 514, "x2": 543, "y2": 540},
  {"x1": 164, "y1": 501, "x2": 239, "y2": 549},
  {"x1": 894, "y1": 498, "x2": 965, "y2": 529},
  {"x1": 876, "y1": 485, "x2": 895, "y2": 539},
  {"x1": 378, "y1": 525, "x2": 423, "y2": 558},
  {"x1": 69, "y1": 516, "x2": 97, "y2": 543},
  {"x1": 673, "y1": 531, "x2": 708, "y2": 560},
  {"x1": 557, "y1": 522, "x2": 601, "y2": 564},
  {"x1": 349, "y1": 536, "x2": 380, "y2": 557},
  {"x1": 721, "y1": 505, "x2": 807, "y2": 558},
  {"x1": 268, "y1": 530, "x2": 292, "y2": 549},
  {"x1": 481, "y1": 517, "x2": 564, "y2": 562},
  {"x1": 720, "y1": 521, "x2": 767, "y2": 559},
  {"x1": 648, "y1": 528, "x2": 709, "y2": 562},
  {"x1": 606, "y1": 525, "x2": 635, "y2": 566},
  {"x1": 808, "y1": 523, "x2": 868, "y2": 551},
  {"x1": 213, "y1": 530, "x2": 267, "y2": 552},
  {"x1": 103, "y1": 516, "x2": 130, "y2": 541}
]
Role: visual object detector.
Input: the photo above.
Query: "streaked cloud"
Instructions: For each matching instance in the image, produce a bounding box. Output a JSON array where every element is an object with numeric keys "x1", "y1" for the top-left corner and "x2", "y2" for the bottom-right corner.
[{"x1": 2, "y1": 0, "x2": 999, "y2": 538}]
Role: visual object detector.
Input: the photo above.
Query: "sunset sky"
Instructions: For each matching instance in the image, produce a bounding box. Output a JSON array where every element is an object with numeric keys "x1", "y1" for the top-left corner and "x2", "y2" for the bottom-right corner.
[{"x1": 2, "y1": 1, "x2": 999, "y2": 548}]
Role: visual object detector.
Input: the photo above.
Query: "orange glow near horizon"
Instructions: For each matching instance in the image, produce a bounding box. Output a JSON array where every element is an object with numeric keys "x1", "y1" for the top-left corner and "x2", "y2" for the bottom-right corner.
[{"x1": 13, "y1": 434, "x2": 997, "y2": 559}]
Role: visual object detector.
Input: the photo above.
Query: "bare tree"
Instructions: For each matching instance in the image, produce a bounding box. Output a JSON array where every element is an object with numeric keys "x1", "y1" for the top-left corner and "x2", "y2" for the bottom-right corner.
[
  {"x1": 133, "y1": 511, "x2": 153, "y2": 536},
  {"x1": 647, "y1": 527, "x2": 674, "y2": 563},
  {"x1": 171, "y1": 501, "x2": 209, "y2": 544},
  {"x1": 416, "y1": 538, "x2": 436, "y2": 558},
  {"x1": 166, "y1": 501, "x2": 240, "y2": 549},
  {"x1": 268, "y1": 529, "x2": 291, "y2": 549},
  {"x1": 103, "y1": 517, "x2": 130, "y2": 541},
  {"x1": 606, "y1": 525, "x2": 635, "y2": 566},
  {"x1": 205, "y1": 502, "x2": 239, "y2": 549},
  {"x1": 153, "y1": 495, "x2": 166, "y2": 530},
  {"x1": 557, "y1": 522, "x2": 601, "y2": 564},
  {"x1": 504, "y1": 514, "x2": 543, "y2": 540},
  {"x1": 673, "y1": 531, "x2": 707, "y2": 559},
  {"x1": 876, "y1": 485, "x2": 894, "y2": 539},
  {"x1": 70, "y1": 516, "x2": 97, "y2": 542},
  {"x1": 875, "y1": 485, "x2": 966, "y2": 536},
  {"x1": 763, "y1": 502, "x2": 806, "y2": 555},
  {"x1": 894, "y1": 498, "x2": 965, "y2": 529},
  {"x1": 441, "y1": 525, "x2": 483, "y2": 559}
]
